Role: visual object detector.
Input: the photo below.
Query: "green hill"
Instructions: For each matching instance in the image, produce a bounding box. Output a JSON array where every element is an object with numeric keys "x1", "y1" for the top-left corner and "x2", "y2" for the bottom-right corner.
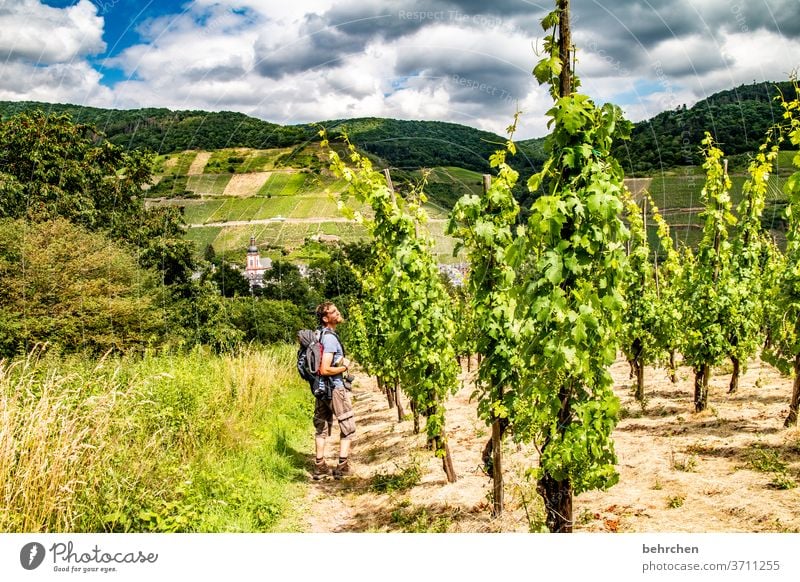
[
  {"x1": 614, "y1": 81, "x2": 799, "y2": 174},
  {"x1": 2, "y1": 80, "x2": 794, "y2": 177},
  {"x1": 0, "y1": 101, "x2": 547, "y2": 174}
]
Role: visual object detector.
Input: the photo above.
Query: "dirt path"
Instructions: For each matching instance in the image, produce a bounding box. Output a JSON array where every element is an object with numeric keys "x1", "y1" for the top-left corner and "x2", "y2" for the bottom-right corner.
[{"x1": 300, "y1": 355, "x2": 800, "y2": 533}]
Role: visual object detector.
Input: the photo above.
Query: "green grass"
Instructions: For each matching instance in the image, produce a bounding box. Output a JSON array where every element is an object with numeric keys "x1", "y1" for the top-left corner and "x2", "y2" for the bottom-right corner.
[
  {"x1": 186, "y1": 174, "x2": 233, "y2": 197},
  {"x1": 191, "y1": 222, "x2": 370, "y2": 259},
  {"x1": 182, "y1": 191, "x2": 364, "y2": 224},
  {"x1": 184, "y1": 226, "x2": 223, "y2": 255},
  {"x1": 776, "y1": 150, "x2": 798, "y2": 177},
  {"x1": 257, "y1": 172, "x2": 311, "y2": 196},
  {"x1": 155, "y1": 151, "x2": 197, "y2": 176},
  {"x1": 146, "y1": 174, "x2": 190, "y2": 198},
  {"x1": 648, "y1": 174, "x2": 787, "y2": 211},
  {"x1": 239, "y1": 148, "x2": 292, "y2": 172},
  {"x1": 183, "y1": 198, "x2": 297, "y2": 223},
  {"x1": 204, "y1": 149, "x2": 251, "y2": 174},
  {"x1": 370, "y1": 462, "x2": 421, "y2": 493},
  {"x1": 0, "y1": 345, "x2": 313, "y2": 532}
]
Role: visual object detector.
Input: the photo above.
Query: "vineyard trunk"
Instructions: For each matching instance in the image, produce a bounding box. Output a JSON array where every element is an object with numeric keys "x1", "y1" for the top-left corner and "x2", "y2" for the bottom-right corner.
[
  {"x1": 694, "y1": 364, "x2": 710, "y2": 412},
  {"x1": 786, "y1": 354, "x2": 800, "y2": 427},
  {"x1": 394, "y1": 382, "x2": 405, "y2": 422},
  {"x1": 729, "y1": 356, "x2": 740, "y2": 394},
  {"x1": 537, "y1": 473, "x2": 573, "y2": 533},
  {"x1": 669, "y1": 350, "x2": 678, "y2": 384},
  {"x1": 636, "y1": 359, "x2": 645, "y2": 402},
  {"x1": 633, "y1": 338, "x2": 644, "y2": 401},
  {"x1": 491, "y1": 417, "x2": 503, "y2": 516},
  {"x1": 435, "y1": 436, "x2": 457, "y2": 483}
]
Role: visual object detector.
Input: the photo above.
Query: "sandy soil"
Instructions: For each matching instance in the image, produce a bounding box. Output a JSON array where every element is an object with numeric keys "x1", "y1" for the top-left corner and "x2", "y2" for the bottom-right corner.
[
  {"x1": 187, "y1": 152, "x2": 212, "y2": 175},
  {"x1": 223, "y1": 172, "x2": 271, "y2": 197},
  {"x1": 301, "y1": 355, "x2": 800, "y2": 533}
]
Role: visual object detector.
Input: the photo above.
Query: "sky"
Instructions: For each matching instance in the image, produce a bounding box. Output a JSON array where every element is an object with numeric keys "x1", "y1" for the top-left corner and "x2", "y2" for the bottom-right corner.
[{"x1": 0, "y1": 0, "x2": 798, "y2": 139}]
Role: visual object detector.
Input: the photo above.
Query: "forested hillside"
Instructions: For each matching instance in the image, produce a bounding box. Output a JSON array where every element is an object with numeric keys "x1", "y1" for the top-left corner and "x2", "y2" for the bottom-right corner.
[
  {"x1": 615, "y1": 81, "x2": 800, "y2": 173},
  {"x1": 1, "y1": 81, "x2": 794, "y2": 175}
]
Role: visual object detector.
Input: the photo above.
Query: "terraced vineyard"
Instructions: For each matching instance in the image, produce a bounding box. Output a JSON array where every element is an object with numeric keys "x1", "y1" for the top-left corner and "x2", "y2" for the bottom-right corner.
[
  {"x1": 147, "y1": 144, "x2": 470, "y2": 263},
  {"x1": 646, "y1": 171, "x2": 791, "y2": 251},
  {"x1": 146, "y1": 141, "x2": 798, "y2": 265}
]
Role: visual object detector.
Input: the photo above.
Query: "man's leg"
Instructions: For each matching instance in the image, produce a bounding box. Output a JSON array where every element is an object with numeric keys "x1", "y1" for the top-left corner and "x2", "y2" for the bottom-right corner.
[
  {"x1": 331, "y1": 387, "x2": 356, "y2": 478},
  {"x1": 312, "y1": 397, "x2": 333, "y2": 480}
]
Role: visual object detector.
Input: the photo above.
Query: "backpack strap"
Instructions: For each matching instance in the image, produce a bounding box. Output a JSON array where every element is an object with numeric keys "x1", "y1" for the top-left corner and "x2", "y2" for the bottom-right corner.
[{"x1": 319, "y1": 327, "x2": 345, "y2": 358}]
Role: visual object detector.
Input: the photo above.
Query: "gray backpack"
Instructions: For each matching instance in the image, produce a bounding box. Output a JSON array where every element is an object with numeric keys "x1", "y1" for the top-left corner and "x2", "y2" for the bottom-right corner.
[{"x1": 297, "y1": 328, "x2": 333, "y2": 399}]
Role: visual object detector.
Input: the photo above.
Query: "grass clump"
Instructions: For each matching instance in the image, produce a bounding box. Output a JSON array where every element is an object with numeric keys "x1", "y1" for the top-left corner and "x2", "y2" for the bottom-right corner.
[
  {"x1": 0, "y1": 344, "x2": 312, "y2": 532},
  {"x1": 370, "y1": 460, "x2": 421, "y2": 494},
  {"x1": 389, "y1": 504, "x2": 453, "y2": 533}
]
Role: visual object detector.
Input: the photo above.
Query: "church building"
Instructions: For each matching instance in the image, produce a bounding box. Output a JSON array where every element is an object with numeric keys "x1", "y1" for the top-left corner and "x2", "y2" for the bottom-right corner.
[{"x1": 244, "y1": 236, "x2": 272, "y2": 288}]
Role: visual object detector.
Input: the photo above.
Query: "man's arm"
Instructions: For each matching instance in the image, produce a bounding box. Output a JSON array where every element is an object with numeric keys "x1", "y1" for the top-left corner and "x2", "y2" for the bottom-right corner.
[{"x1": 319, "y1": 351, "x2": 350, "y2": 376}]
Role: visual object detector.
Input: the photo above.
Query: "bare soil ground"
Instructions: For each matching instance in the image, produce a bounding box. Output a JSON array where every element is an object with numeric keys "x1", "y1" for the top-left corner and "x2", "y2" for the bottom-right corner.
[
  {"x1": 300, "y1": 355, "x2": 800, "y2": 533},
  {"x1": 222, "y1": 172, "x2": 271, "y2": 197},
  {"x1": 187, "y1": 152, "x2": 212, "y2": 175}
]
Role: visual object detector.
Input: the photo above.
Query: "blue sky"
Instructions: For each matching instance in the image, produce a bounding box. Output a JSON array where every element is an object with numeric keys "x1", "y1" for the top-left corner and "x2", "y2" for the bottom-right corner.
[{"x1": 3, "y1": 1, "x2": 799, "y2": 138}]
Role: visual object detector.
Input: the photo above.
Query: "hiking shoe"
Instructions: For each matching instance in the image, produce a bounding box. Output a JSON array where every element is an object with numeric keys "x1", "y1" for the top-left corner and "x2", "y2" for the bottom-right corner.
[
  {"x1": 312, "y1": 460, "x2": 332, "y2": 480},
  {"x1": 333, "y1": 459, "x2": 352, "y2": 480}
]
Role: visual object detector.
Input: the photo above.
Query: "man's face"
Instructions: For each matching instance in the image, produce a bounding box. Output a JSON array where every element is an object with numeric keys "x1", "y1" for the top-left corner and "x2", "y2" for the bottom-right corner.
[{"x1": 324, "y1": 305, "x2": 344, "y2": 325}]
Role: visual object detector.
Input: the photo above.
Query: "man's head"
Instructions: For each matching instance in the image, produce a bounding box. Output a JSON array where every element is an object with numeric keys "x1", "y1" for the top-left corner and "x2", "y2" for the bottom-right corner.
[{"x1": 316, "y1": 302, "x2": 344, "y2": 328}]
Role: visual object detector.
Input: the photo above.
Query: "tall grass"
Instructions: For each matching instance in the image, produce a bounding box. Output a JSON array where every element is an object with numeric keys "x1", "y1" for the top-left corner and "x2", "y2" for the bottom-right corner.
[{"x1": 0, "y1": 344, "x2": 312, "y2": 532}]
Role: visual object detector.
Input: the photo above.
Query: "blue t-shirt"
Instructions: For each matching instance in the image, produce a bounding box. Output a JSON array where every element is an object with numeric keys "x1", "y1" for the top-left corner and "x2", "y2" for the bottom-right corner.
[{"x1": 321, "y1": 330, "x2": 344, "y2": 388}]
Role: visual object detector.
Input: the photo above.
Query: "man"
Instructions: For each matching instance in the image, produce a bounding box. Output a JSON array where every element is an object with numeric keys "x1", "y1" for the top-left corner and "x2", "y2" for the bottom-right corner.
[{"x1": 312, "y1": 301, "x2": 356, "y2": 480}]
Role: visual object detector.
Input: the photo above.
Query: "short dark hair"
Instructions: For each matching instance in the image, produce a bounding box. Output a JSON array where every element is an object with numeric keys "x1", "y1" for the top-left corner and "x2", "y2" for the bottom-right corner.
[{"x1": 316, "y1": 301, "x2": 336, "y2": 326}]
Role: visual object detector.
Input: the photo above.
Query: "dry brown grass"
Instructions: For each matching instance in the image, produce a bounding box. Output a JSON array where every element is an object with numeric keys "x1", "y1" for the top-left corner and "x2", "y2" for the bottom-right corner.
[{"x1": 0, "y1": 350, "x2": 118, "y2": 531}]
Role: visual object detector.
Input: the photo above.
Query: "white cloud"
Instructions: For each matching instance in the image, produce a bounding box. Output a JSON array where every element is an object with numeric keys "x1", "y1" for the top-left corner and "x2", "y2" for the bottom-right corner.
[
  {"x1": 0, "y1": 0, "x2": 108, "y2": 106},
  {"x1": 1, "y1": 0, "x2": 798, "y2": 141},
  {"x1": 0, "y1": 0, "x2": 105, "y2": 63},
  {"x1": 0, "y1": 59, "x2": 113, "y2": 104}
]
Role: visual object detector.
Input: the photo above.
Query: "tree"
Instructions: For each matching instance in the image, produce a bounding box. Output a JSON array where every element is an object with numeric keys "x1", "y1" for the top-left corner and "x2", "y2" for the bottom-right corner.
[
  {"x1": 0, "y1": 218, "x2": 160, "y2": 356},
  {"x1": 208, "y1": 262, "x2": 251, "y2": 298},
  {"x1": 229, "y1": 298, "x2": 313, "y2": 344},
  {"x1": 0, "y1": 110, "x2": 196, "y2": 291},
  {"x1": 0, "y1": 111, "x2": 151, "y2": 230},
  {"x1": 258, "y1": 260, "x2": 320, "y2": 308}
]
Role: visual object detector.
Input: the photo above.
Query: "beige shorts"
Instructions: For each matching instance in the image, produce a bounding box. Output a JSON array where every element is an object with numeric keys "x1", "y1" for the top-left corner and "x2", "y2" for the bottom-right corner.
[{"x1": 313, "y1": 386, "x2": 355, "y2": 439}]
